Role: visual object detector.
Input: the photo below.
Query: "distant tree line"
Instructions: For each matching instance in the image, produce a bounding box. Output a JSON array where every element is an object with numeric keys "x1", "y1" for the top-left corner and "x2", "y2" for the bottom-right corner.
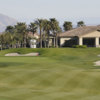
[{"x1": 0, "y1": 18, "x2": 85, "y2": 50}]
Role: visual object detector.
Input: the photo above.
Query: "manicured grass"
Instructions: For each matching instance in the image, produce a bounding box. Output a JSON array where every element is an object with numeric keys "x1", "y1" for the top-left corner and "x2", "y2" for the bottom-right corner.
[{"x1": 0, "y1": 48, "x2": 100, "y2": 100}]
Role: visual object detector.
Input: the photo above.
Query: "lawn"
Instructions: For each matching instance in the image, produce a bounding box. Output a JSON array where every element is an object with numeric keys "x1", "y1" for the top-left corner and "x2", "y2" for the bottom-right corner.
[{"x1": 0, "y1": 48, "x2": 100, "y2": 100}]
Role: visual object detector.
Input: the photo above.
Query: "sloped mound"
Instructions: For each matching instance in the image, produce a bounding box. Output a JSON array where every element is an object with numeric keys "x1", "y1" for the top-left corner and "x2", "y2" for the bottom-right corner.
[
  {"x1": 5, "y1": 53, "x2": 20, "y2": 56},
  {"x1": 5, "y1": 53, "x2": 39, "y2": 56}
]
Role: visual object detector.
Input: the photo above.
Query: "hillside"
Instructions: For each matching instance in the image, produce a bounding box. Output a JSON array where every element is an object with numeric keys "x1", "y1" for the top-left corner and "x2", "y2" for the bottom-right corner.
[{"x1": 0, "y1": 13, "x2": 17, "y2": 32}]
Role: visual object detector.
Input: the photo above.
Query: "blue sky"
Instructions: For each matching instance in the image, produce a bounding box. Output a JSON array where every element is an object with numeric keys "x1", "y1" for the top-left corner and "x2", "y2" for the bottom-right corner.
[{"x1": 0, "y1": 0, "x2": 100, "y2": 25}]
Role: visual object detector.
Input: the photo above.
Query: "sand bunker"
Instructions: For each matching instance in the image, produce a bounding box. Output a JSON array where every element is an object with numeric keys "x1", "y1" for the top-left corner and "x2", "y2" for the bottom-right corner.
[
  {"x1": 97, "y1": 55, "x2": 100, "y2": 57},
  {"x1": 94, "y1": 55, "x2": 100, "y2": 66},
  {"x1": 5, "y1": 53, "x2": 39, "y2": 56},
  {"x1": 94, "y1": 61, "x2": 100, "y2": 66}
]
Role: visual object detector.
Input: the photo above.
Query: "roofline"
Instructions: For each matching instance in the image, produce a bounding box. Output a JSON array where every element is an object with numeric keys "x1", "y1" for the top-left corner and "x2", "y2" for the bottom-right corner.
[{"x1": 58, "y1": 26, "x2": 100, "y2": 37}]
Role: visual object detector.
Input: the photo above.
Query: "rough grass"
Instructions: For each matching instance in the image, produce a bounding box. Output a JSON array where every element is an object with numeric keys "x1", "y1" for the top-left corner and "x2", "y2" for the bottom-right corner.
[{"x1": 0, "y1": 48, "x2": 100, "y2": 100}]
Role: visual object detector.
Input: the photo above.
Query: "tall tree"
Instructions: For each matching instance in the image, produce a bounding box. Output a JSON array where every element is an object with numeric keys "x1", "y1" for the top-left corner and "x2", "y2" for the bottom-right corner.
[
  {"x1": 0, "y1": 34, "x2": 5, "y2": 50},
  {"x1": 63, "y1": 21, "x2": 73, "y2": 31},
  {"x1": 77, "y1": 21, "x2": 85, "y2": 27},
  {"x1": 28, "y1": 23, "x2": 37, "y2": 34},
  {"x1": 15, "y1": 22, "x2": 27, "y2": 48},
  {"x1": 35, "y1": 19, "x2": 44, "y2": 48},
  {"x1": 43, "y1": 20, "x2": 51, "y2": 48},
  {"x1": 50, "y1": 18, "x2": 61, "y2": 47},
  {"x1": 5, "y1": 26, "x2": 15, "y2": 33}
]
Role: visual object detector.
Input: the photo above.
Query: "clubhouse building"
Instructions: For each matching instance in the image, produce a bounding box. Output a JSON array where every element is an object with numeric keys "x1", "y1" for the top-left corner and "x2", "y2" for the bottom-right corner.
[{"x1": 58, "y1": 26, "x2": 100, "y2": 47}]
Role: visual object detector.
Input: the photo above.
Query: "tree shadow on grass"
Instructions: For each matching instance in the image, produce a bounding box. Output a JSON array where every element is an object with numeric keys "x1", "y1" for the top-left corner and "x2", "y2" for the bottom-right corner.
[
  {"x1": 0, "y1": 62, "x2": 25, "y2": 68},
  {"x1": 91, "y1": 66, "x2": 100, "y2": 69}
]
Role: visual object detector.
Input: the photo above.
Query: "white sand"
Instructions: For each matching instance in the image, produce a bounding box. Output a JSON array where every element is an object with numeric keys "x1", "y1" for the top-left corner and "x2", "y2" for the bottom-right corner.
[
  {"x1": 5, "y1": 53, "x2": 20, "y2": 56},
  {"x1": 94, "y1": 61, "x2": 100, "y2": 66},
  {"x1": 5, "y1": 53, "x2": 39, "y2": 56},
  {"x1": 97, "y1": 55, "x2": 100, "y2": 57},
  {"x1": 94, "y1": 55, "x2": 100, "y2": 66}
]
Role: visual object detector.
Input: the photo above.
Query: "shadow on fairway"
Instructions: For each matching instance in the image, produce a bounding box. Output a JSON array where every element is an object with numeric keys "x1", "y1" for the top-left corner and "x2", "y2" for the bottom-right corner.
[{"x1": 0, "y1": 62, "x2": 25, "y2": 68}]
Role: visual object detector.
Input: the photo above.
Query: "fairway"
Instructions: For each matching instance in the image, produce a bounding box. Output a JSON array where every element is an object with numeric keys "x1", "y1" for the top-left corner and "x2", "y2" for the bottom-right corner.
[{"x1": 0, "y1": 48, "x2": 100, "y2": 100}]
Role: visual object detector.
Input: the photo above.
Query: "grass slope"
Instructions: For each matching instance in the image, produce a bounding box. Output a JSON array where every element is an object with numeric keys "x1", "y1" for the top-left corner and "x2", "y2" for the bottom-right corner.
[{"x1": 0, "y1": 48, "x2": 100, "y2": 100}]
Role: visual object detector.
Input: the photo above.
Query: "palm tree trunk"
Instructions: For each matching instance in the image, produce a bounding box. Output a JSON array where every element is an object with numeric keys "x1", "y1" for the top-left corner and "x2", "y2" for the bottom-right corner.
[
  {"x1": 43, "y1": 32, "x2": 46, "y2": 48},
  {"x1": 48, "y1": 36, "x2": 49, "y2": 48},
  {"x1": 48, "y1": 31, "x2": 50, "y2": 48},
  {"x1": 40, "y1": 28, "x2": 42, "y2": 48},
  {"x1": 53, "y1": 37, "x2": 56, "y2": 47},
  {"x1": 23, "y1": 34, "x2": 26, "y2": 48},
  {"x1": 24, "y1": 39, "x2": 26, "y2": 48},
  {"x1": 44, "y1": 35, "x2": 47, "y2": 48},
  {"x1": 44, "y1": 40, "x2": 46, "y2": 48},
  {"x1": 55, "y1": 34, "x2": 58, "y2": 48},
  {"x1": 0, "y1": 44, "x2": 2, "y2": 50}
]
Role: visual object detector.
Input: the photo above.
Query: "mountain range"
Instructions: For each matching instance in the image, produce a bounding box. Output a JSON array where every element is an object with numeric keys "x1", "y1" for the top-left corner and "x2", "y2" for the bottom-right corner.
[{"x1": 0, "y1": 13, "x2": 17, "y2": 32}]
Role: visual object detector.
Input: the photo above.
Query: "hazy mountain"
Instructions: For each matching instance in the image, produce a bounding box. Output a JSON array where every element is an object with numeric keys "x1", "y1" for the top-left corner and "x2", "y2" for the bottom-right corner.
[{"x1": 0, "y1": 13, "x2": 17, "y2": 32}]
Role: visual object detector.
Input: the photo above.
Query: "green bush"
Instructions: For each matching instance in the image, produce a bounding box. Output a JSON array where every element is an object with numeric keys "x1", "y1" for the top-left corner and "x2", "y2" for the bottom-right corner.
[{"x1": 72, "y1": 45, "x2": 87, "y2": 48}]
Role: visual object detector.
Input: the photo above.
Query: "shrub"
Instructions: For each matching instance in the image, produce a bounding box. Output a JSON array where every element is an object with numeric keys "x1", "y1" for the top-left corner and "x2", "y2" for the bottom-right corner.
[{"x1": 72, "y1": 45, "x2": 87, "y2": 48}]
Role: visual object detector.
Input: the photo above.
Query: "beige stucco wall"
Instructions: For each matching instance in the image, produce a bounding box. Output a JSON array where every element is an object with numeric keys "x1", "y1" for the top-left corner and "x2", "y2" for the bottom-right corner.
[
  {"x1": 49, "y1": 39, "x2": 53, "y2": 46},
  {"x1": 95, "y1": 37, "x2": 100, "y2": 47},
  {"x1": 81, "y1": 31, "x2": 100, "y2": 38},
  {"x1": 79, "y1": 31, "x2": 100, "y2": 47},
  {"x1": 79, "y1": 37, "x2": 83, "y2": 45},
  {"x1": 59, "y1": 31, "x2": 100, "y2": 47},
  {"x1": 60, "y1": 38, "x2": 72, "y2": 46}
]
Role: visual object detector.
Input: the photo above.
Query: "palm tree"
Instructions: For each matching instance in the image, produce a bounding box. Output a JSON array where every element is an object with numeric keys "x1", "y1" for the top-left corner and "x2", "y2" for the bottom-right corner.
[
  {"x1": 35, "y1": 19, "x2": 44, "y2": 48},
  {"x1": 63, "y1": 21, "x2": 73, "y2": 31},
  {"x1": 4, "y1": 32, "x2": 12, "y2": 49},
  {"x1": 50, "y1": 18, "x2": 61, "y2": 48},
  {"x1": 5, "y1": 26, "x2": 14, "y2": 33},
  {"x1": 0, "y1": 34, "x2": 4, "y2": 50},
  {"x1": 28, "y1": 23, "x2": 37, "y2": 34},
  {"x1": 77, "y1": 21, "x2": 85, "y2": 27},
  {"x1": 15, "y1": 22, "x2": 27, "y2": 48},
  {"x1": 43, "y1": 20, "x2": 51, "y2": 48}
]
